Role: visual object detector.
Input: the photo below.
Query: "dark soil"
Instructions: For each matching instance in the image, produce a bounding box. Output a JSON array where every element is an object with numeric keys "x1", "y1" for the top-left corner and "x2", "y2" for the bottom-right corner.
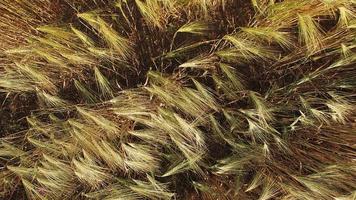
[{"x1": 0, "y1": 93, "x2": 37, "y2": 138}]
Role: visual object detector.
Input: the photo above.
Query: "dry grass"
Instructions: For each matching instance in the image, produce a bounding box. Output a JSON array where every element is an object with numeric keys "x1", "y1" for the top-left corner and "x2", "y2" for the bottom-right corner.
[{"x1": 0, "y1": 0, "x2": 355, "y2": 200}]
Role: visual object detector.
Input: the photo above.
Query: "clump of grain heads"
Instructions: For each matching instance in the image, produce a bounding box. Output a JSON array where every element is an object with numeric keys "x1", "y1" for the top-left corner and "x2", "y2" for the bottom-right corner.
[{"x1": 0, "y1": 0, "x2": 355, "y2": 200}]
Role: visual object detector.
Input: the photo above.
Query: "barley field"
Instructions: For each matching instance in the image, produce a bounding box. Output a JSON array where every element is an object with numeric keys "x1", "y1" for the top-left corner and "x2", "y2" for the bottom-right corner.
[{"x1": 0, "y1": 0, "x2": 355, "y2": 199}]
